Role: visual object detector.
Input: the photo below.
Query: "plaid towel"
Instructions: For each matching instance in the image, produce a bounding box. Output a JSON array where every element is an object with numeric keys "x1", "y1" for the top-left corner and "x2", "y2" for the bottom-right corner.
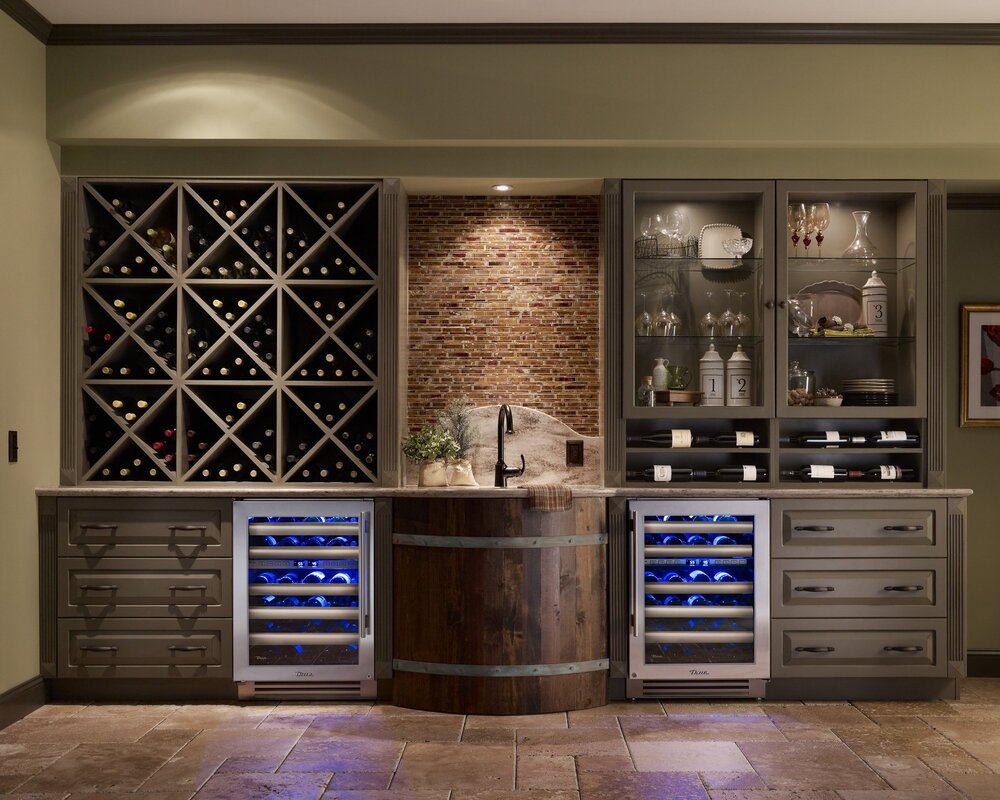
[{"x1": 525, "y1": 484, "x2": 574, "y2": 512}]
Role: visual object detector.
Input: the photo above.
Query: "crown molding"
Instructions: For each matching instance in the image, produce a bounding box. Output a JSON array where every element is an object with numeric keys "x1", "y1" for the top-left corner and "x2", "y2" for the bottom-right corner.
[
  {"x1": 0, "y1": 0, "x2": 51, "y2": 42},
  {"x1": 40, "y1": 22, "x2": 1000, "y2": 47}
]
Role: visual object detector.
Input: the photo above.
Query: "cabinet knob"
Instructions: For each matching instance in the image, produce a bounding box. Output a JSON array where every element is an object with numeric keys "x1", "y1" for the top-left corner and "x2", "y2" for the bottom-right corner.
[
  {"x1": 764, "y1": 300, "x2": 775, "y2": 309},
  {"x1": 777, "y1": 299, "x2": 787, "y2": 309}
]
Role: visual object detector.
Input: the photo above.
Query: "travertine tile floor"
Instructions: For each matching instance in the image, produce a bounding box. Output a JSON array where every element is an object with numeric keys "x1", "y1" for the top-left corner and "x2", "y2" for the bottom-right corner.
[{"x1": 4, "y1": 680, "x2": 1000, "y2": 799}]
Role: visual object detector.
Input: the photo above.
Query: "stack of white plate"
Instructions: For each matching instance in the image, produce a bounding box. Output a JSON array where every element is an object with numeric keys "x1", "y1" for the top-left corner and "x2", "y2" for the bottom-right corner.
[{"x1": 842, "y1": 378, "x2": 897, "y2": 406}]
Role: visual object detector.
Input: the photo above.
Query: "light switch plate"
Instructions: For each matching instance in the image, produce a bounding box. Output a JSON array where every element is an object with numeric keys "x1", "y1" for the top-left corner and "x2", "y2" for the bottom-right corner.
[
  {"x1": 566, "y1": 439, "x2": 584, "y2": 466},
  {"x1": 8, "y1": 430, "x2": 18, "y2": 463}
]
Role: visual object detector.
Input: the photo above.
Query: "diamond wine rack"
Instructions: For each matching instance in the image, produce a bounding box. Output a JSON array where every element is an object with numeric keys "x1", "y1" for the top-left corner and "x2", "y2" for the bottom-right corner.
[{"x1": 72, "y1": 179, "x2": 385, "y2": 484}]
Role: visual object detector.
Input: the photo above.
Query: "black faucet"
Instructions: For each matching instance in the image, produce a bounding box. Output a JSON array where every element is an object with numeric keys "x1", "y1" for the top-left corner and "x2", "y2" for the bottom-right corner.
[{"x1": 495, "y1": 404, "x2": 526, "y2": 487}]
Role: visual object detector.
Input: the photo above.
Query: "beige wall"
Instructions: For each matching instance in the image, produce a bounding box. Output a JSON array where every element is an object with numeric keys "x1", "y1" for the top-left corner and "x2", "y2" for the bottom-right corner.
[{"x1": 0, "y1": 15, "x2": 61, "y2": 694}]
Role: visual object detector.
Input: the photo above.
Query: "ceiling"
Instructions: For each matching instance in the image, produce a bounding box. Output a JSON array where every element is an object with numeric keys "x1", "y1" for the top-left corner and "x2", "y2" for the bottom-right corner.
[{"x1": 23, "y1": 0, "x2": 1000, "y2": 25}]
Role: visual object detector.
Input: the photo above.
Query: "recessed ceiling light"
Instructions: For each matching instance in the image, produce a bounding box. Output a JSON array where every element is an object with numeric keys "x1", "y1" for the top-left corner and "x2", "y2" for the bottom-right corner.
[{"x1": 492, "y1": 184, "x2": 513, "y2": 192}]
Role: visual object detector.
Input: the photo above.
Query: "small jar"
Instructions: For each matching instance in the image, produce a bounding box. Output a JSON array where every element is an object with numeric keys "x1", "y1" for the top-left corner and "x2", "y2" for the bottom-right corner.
[
  {"x1": 788, "y1": 360, "x2": 816, "y2": 406},
  {"x1": 637, "y1": 376, "x2": 656, "y2": 407}
]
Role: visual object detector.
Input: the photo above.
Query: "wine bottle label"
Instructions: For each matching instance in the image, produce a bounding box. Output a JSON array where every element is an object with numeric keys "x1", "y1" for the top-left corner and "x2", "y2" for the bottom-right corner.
[
  {"x1": 735, "y1": 431, "x2": 754, "y2": 447},
  {"x1": 880, "y1": 430, "x2": 907, "y2": 441},
  {"x1": 671, "y1": 429, "x2": 693, "y2": 448},
  {"x1": 809, "y1": 464, "x2": 836, "y2": 480},
  {"x1": 652, "y1": 465, "x2": 672, "y2": 482},
  {"x1": 825, "y1": 431, "x2": 841, "y2": 442},
  {"x1": 742, "y1": 465, "x2": 758, "y2": 482},
  {"x1": 880, "y1": 465, "x2": 901, "y2": 480}
]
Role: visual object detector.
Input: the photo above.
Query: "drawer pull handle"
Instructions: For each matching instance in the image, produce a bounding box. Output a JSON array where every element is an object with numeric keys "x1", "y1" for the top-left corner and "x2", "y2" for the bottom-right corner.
[
  {"x1": 80, "y1": 645, "x2": 118, "y2": 652},
  {"x1": 794, "y1": 586, "x2": 835, "y2": 593},
  {"x1": 168, "y1": 645, "x2": 209, "y2": 652},
  {"x1": 168, "y1": 525, "x2": 208, "y2": 532},
  {"x1": 794, "y1": 526, "x2": 835, "y2": 532},
  {"x1": 795, "y1": 646, "x2": 835, "y2": 653},
  {"x1": 80, "y1": 523, "x2": 117, "y2": 532},
  {"x1": 883, "y1": 645, "x2": 924, "y2": 653},
  {"x1": 884, "y1": 585, "x2": 925, "y2": 592},
  {"x1": 169, "y1": 585, "x2": 208, "y2": 591},
  {"x1": 79, "y1": 584, "x2": 118, "y2": 591},
  {"x1": 883, "y1": 525, "x2": 924, "y2": 532}
]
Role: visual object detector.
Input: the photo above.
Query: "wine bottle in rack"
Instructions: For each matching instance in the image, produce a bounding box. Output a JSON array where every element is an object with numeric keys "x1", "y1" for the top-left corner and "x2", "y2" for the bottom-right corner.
[
  {"x1": 627, "y1": 429, "x2": 760, "y2": 448},
  {"x1": 110, "y1": 198, "x2": 136, "y2": 221},
  {"x1": 625, "y1": 466, "x2": 709, "y2": 483},
  {"x1": 712, "y1": 465, "x2": 767, "y2": 482},
  {"x1": 781, "y1": 465, "x2": 850, "y2": 482},
  {"x1": 868, "y1": 430, "x2": 919, "y2": 447},
  {"x1": 186, "y1": 225, "x2": 210, "y2": 261},
  {"x1": 84, "y1": 227, "x2": 112, "y2": 265},
  {"x1": 853, "y1": 466, "x2": 916, "y2": 481},
  {"x1": 786, "y1": 431, "x2": 868, "y2": 448},
  {"x1": 144, "y1": 227, "x2": 176, "y2": 261}
]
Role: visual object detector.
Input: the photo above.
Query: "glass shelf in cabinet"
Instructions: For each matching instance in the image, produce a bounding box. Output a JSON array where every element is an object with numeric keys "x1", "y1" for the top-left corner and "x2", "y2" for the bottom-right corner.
[
  {"x1": 635, "y1": 257, "x2": 763, "y2": 272},
  {"x1": 636, "y1": 335, "x2": 765, "y2": 346},
  {"x1": 787, "y1": 336, "x2": 916, "y2": 346},
  {"x1": 786, "y1": 257, "x2": 917, "y2": 274}
]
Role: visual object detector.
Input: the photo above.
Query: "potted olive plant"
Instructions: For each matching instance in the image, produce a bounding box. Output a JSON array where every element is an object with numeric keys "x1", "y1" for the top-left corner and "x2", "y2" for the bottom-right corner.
[{"x1": 401, "y1": 423, "x2": 460, "y2": 487}]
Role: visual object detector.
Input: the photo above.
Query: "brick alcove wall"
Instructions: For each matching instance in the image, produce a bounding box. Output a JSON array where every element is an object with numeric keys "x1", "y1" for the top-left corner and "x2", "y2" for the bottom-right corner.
[{"x1": 407, "y1": 196, "x2": 601, "y2": 437}]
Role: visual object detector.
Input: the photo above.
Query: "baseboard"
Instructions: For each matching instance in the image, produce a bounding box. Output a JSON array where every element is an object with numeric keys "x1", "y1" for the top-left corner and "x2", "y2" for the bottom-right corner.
[
  {"x1": 968, "y1": 652, "x2": 1000, "y2": 677},
  {"x1": 48, "y1": 678, "x2": 238, "y2": 702},
  {"x1": 0, "y1": 676, "x2": 46, "y2": 731}
]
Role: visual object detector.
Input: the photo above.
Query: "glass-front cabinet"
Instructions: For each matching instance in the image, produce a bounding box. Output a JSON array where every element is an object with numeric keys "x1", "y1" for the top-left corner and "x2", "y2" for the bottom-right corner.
[{"x1": 619, "y1": 179, "x2": 929, "y2": 488}]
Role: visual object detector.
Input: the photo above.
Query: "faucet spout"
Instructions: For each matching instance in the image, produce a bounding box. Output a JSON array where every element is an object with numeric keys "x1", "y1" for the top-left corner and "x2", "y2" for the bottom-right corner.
[{"x1": 494, "y1": 404, "x2": 525, "y2": 487}]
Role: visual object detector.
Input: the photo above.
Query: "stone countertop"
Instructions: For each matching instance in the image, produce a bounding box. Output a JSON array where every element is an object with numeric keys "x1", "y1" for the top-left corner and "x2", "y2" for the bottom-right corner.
[{"x1": 36, "y1": 485, "x2": 973, "y2": 498}]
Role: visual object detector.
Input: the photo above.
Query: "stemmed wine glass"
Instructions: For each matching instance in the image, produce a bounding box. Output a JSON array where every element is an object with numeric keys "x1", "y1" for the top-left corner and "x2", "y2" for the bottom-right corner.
[
  {"x1": 635, "y1": 292, "x2": 652, "y2": 336},
  {"x1": 735, "y1": 291, "x2": 752, "y2": 336},
  {"x1": 654, "y1": 293, "x2": 671, "y2": 336},
  {"x1": 810, "y1": 203, "x2": 831, "y2": 257},
  {"x1": 719, "y1": 290, "x2": 738, "y2": 337},
  {"x1": 699, "y1": 290, "x2": 718, "y2": 337},
  {"x1": 660, "y1": 210, "x2": 691, "y2": 257},
  {"x1": 665, "y1": 289, "x2": 681, "y2": 335},
  {"x1": 787, "y1": 203, "x2": 806, "y2": 256}
]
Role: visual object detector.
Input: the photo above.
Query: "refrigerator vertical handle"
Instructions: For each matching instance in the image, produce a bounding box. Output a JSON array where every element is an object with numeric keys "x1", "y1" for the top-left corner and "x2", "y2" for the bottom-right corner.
[
  {"x1": 630, "y1": 511, "x2": 638, "y2": 637},
  {"x1": 361, "y1": 510, "x2": 371, "y2": 636}
]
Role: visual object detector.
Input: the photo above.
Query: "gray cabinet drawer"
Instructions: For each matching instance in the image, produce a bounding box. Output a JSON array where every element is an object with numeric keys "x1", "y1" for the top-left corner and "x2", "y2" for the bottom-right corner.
[
  {"x1": 59, "y1": 498, "x2": 231, "y2": 557},
  {"x1": 772, "y1": 499, "x2": 943, "y2": 558},
  {"x1": 59, "y1": 558, "x2": 232, "y2": 618},
  {"x1": 772, "y1": 618, "x2": 946, "y2": 678},
  {"x1": 57, "y1": 618, "x2": 232, "y2": 678},
  {"x1": 772, "y1": 558, "x2": 945, "y2": 618}
]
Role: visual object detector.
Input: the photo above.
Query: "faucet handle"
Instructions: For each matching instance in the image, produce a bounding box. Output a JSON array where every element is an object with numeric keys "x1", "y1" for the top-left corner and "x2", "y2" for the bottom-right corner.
[{"x1": 514, "y1": 454, "x2": 526, "y2": 477}]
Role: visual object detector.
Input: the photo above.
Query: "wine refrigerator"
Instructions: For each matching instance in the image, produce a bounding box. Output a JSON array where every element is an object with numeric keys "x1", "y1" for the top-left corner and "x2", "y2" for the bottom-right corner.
[
  {"x1": 628, "y1": 499, "x2": 770, "y2": 698},
  {"x1": 233, "y1": 499, "x2": 375, "y2": 698}
]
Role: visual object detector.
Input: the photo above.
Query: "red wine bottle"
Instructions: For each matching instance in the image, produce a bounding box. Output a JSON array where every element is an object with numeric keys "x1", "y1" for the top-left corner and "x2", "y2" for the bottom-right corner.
[
  {"x1": 625, "y1": 466, "x2": 709, "y2": 483},
  {"x1": 713, "y1": 465, "x2": 767, "y2": 482},
  {"x1": 781, "y1": 465, "x2": 849, "y2": 482}
]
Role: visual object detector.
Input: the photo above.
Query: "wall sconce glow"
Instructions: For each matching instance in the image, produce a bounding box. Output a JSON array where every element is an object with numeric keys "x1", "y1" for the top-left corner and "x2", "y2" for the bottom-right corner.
[{"x1": 492, "y1": 184, "x2": 513, "y2": 192}]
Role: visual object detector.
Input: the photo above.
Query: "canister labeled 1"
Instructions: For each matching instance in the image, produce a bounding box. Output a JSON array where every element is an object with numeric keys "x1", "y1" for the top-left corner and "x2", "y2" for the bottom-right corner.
[{"x1": 699, "y1": 343, "x2": 725, "y2": 406}]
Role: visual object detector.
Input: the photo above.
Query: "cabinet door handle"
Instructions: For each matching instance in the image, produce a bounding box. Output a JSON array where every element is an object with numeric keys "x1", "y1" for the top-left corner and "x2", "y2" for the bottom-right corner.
[
  {"x1": 883, "y1": 525, "x2": 924, "y2": 531},
  {"x1": 168, "y1": 524, "x2": 208, "y2": 532},
  {"x1": 884, "y1": 585, "x2": 925, "y2": 592},
  {"x1": 883, "y1": 645, "x2": 924, "y2": 653},
  {"x1": 80, "y1": 523, "x2": 117, "y2": 532},
  {"x1": 168, "y1": 645, "x2": 208, "y2": 652},
  {"x1": 794, "y1": 586, "x2": 836, "y2": 592},
  {"x1": 764, "y1": 300, "x2": 775, "y2": 309},
  {"x1": 80, "y1": 645, "x2": 118, "y2": 652},
  {"x1": 79, "y1": 584, "x2": 118, "y2": 591},
  {"x1": 169, "y1": 585, "x2": 208, "y2": 591},
  {"x1": 794, "y1": 525, "x2": 835, "y2": 532},
  {"x1": 795, "y1": 646, "x2": 835, "y2": 653}
]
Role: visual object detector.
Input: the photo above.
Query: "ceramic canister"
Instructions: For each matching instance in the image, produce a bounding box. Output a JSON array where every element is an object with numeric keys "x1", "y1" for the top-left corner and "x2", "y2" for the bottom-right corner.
[
  {"x1": 699, "y1": 343, "x2": 725, "y2": 406},
  {"x1": 726, "y1": 344, "x2": 753, "y2": 407},
  {"x1": 862, "y1": 269, "x2": 888, "y2": 337}
]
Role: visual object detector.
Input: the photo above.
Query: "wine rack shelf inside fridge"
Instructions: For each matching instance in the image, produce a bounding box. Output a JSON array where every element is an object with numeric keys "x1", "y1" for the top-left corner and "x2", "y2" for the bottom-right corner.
[
  {"x1": 629, "y1": 500, "x2": 769, "y2": 698},
  {"x1": 233, "y1": 500, "x2": 374, "y2": 694},
  {"x1": 76, "y1": 179, "x2": 381, "y2": 484}
]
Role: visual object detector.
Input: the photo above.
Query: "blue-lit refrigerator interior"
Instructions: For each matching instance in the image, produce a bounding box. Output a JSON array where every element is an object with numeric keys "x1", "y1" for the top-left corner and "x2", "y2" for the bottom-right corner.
[
  {"x1": 234, "y1": 499, "x2": 374, "y2": 696},
  {"x1": 629, "y1": 499, "x2": 769, "y2": 697}
]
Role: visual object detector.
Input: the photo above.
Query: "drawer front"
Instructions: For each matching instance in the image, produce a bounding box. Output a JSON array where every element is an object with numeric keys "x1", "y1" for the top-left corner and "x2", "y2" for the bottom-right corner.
[
  {"x1": 772, "y1": 618, "x2": 946, "y2": 678},
  {"x1": 773, "y1": 500, "x2": 943, "y2": 558},
  {"x1": 59, "y1": 558, "x2": 232, "y2": 618},
  {"x1": 772, "y1": 558, "x2": 945, "y2": 618},
  {"x1": 59, "y1": 498, "x2": 231, "y2": 557},
  {"x1": 58, "y1": 618, "x2": 232, "y2": 678}
]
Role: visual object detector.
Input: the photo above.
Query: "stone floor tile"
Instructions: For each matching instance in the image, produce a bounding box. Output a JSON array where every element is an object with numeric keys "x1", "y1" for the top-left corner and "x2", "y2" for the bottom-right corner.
[
  {"x1": 325, "y1": 771, "x2": 393, "y2": 790},
  {"x1": 620, "y1": 714, "x2": 784, "y2": 742},
  {"x1": 854, "y1": 701, "x2": 959, "y2": 718},
  {"x1": 157, "y1": 704, "x2": 274, "y2": 730},
  {"x1": 453, "y1": 793, "x2": 581, "y2": 800},
  {"x1": 517, "y1": 728, "x2": 629, "y2": 758},
  {"x1": 0, "y1": 743, "x2": 76, "y2": 758},
  {"x1": 699, "y1": 771, "x2": 767, "y2": 791},
  {"x1": 279, "y1": 738, "x2": 404, "y2": 773},
  {"x1": 708, "y1": 792, "x2": 841, "y2": 800},
  {"x1": 568, "y1": 702, "x2": 663, "y2": 728},
  {"x1": 66, "y1": 794, "x2": 192, "y2": 800},
  {"x1": 936, "y1": 771, "x2": 1000, "y2": 799},
  {"x1": 0, "y1": 774, "x2": 29, "y2": 792},
  {"x1": 858, "y1": 754, "x2": 963, "y2": 795},
  {"x1": 835, "y1": 725, "x2": 993, "y2": 775},
  {"x1": 215, "y1": 752, "x2": 292, "y2": 774},
  {"x1": 138, "y1": 727, "x2": 203, "y2": 748},
  {"x1": 18, "y1": 705, "x2": 87, "y2": 722},
  {"x1": 320, "y1": 793, "x2": 449, "y2": 800},
  {"x1": 940, "y1": 703, "x2": 1000, "y2": 720},
  {"x1": 277, "y1": 704, "x2": 373, "y2": 716},
  {"x1": 628, "y1": 740, "x2": 753, "y2": 773},
  {"x1": 516, "y1": 755, "x2": 578, "y2": 790},
  {"x1": 836, "y1": 791, "x2": 966, "y2": 800},
  {"x1": 255, "y1": 713, "x2": 325, "y2": 734},
  {"x1": 67, "y1": 703, "x2": 179, "y2": 719},
  {"x1": 367, "y1": 705, "x2": 458, "y2": 718},
  {"x1": 574, "y1": 754, "x2": 635, "y2": 773},
  {"x1": 663, "y1": 701, "x2": 767, "y2": 716},
  {"x1": 577, "y1": 769, "x2": 709, "y2": 800},
  {"x1": 3, "y1": 794, "x2": 72, "y2": 800},
  {"x1": 737, "y1": 741, "x2": 887, "y2": 791},
  {"x1": 302, "y1": 714, "x2": 464, "y2": 743},
  {"x1": 954, "y1": 678, "x2": 1000, "y2": 704},
  {"x1": 462, "y1": 727, "x2": 516, "y2": 744},
  {"x1": 925, "y1": 716, "x2": 1000, "y2": 744},
  {"x1": 865, "y1": 716, "x2": 936, "y2": 731},
  {"x1": 0, "y1": 755, "x2": 64, "y2": 778},
  {"x1": 765, "y1": 703, "x2": 878, "y2": 729},
  {"x1": 391, "y1": 743, "x2": 514, "y2": 792},
  {"x1": 0, "y1": 715, "x2": 166, "y2": 743},
  {"x1": 778, "y1": 726, "x2": 843, "y2": 741},
  {"x1": 466, "y1": 713, "x2": 567, "y2": 730},
  {"x1": 194, "y1": 770, "x2": 330, "y2": 800}
]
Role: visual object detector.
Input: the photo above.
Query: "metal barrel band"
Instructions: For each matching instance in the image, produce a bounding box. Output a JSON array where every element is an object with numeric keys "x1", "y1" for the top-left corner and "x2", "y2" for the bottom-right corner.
[
  {"x1": 392, "y1": 658, "x2": 610, "y2": 677},
  {"x1": 391, "y1": 533, "x2": 607, "y2": 549}
]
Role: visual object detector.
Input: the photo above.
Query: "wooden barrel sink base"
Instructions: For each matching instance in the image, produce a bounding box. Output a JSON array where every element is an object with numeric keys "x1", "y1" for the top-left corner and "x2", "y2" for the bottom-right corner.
[{"x1": 392, "y1": 497, "x2": 608, "y2": 715}]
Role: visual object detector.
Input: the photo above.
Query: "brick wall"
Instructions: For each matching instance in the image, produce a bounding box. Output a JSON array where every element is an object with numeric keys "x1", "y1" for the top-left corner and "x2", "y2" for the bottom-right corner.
[{"x1": 407, "y1": 196, "x2": 601, "y2": 437}]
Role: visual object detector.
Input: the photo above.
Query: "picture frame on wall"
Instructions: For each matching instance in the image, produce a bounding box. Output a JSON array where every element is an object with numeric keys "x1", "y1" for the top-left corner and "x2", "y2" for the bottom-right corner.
[{"x1": 961, "y1": 303, "x2": 1000, "y2": 427}]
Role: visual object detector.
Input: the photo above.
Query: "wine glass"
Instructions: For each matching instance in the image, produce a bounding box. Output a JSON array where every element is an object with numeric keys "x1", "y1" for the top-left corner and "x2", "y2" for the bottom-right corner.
[
  {"x1": 719, "y1": 290, "x2": 738, "y2": 337},
  {"x1": 787, "y1": 203, "x2": 806, "y2": 256},
  {"x1": 787, "y1": 293, "x2": 816, "y2": 337},
  {"x1": 665, "y1": 289, "x2": 682, "y2": 336},
  {"x1": 810, "y1": 203, "x2": 831, "y2": 256},
  {"x1": 660, "y1": 209, "x2": 691, "y2": 257},
  {"x1": 735, "y1": 291, "x2": 752, "y2": 335},
  {"x1": 699, "y1": 290, "x2": 718, "y2": 337},
  {"x1": 654, "y1": 294, "x2": 671, "y2": 336},
  {"x1": 640, "y1": 216, "x2": 654, "y2": 238},
  {"x1": 635, "y1": 292, "x2": 652, "y2": 336}
]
